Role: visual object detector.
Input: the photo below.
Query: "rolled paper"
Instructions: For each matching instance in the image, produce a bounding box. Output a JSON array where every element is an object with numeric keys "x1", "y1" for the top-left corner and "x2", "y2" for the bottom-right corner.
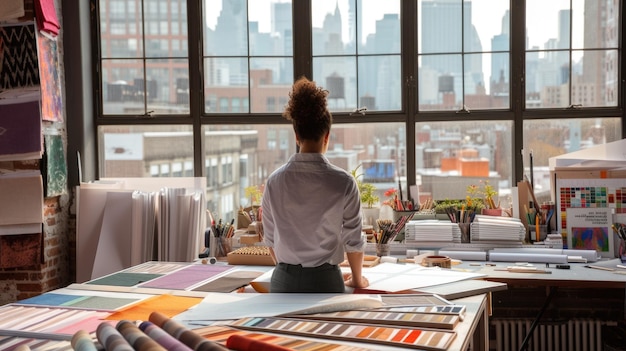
[
  {"x1": 438, "y1": 250, "x2": 487, "y2": 261},
  {"x1": 380, "y1": 256, "x2": 398, "y2": 264},
  {"x1": 96, "y1": 322, "x2": 134, "y2": 351},
  {"x1": 149, "y1": 311, "x2": 228, "y2": 351},
  {"x1": 226, "y1": 334, "x2": 294, "y2": 351},
  {"x1": 116, "y1": 320, "x2": 166, "y2": 351},
  {"x1": 71, "y1": 329, "x2": 98, "y2": 351},
  {"x1": 488, "y1": 251, "x2": 568, "y2": 264},
  {"x1": 139, "y1": 320, "x2": 193, "y2": 351}
]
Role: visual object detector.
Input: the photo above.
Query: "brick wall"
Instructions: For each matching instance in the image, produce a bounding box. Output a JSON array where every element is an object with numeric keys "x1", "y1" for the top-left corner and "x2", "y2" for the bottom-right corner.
[
  {"x1": 0, "y1": 196, "x2": 70, "y2": 304},
  {"x1": 0, "y1": 0, "x2": 70, "y2": 305}
]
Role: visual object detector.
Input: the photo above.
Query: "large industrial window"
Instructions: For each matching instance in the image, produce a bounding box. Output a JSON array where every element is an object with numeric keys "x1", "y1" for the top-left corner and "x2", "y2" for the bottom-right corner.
[{"x1": 95, "y1": 0, "x2": 623, "y2": 219}]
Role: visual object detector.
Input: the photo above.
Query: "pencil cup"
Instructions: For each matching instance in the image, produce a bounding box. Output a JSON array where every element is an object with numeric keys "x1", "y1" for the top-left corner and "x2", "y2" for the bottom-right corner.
[
  {"x1": 529, "y1": 225, "x2": 547, "y2": 243},
  {"x1": 215, "y1": 236, "x2": 232, "y2": 258},
  {"x1": 458, "y1": 223, "x2": 471, "y2": 243},
  {"x1": 376, "y1": 243, "x2": 390, "y2": 257}
]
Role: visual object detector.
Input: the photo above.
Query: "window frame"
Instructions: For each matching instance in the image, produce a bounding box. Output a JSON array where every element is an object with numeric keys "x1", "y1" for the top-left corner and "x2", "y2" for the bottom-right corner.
[{"x1": 88, "y1": 0, "x2": 625, "y2": 191}]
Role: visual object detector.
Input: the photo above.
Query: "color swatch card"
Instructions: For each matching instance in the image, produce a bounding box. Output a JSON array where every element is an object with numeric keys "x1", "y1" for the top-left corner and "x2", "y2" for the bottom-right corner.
[
  {"x1": 370, "y1": 305, "x2": 467, "y2": 319},
  {"x1": 138, "y1": 264, "x2": 235, "y2": 290},
  {"x1": 285, "y1": 310, "x2": 460, "y2": 330},
  {"x1": 378, "y1": 293, "x2": 454, "y2": 307},
  {"x1": 194, "y1": 325, "x2": 373, "y2": 351},
  {"x1": 0, "y1": 305, "x2": 109, "y2": 337},
  {"x1": 13, "y1": 287, "x2": 157, "y2": 311},
  {"x1": 229, "y1": 316, "x2": 456, "y2": 351}
]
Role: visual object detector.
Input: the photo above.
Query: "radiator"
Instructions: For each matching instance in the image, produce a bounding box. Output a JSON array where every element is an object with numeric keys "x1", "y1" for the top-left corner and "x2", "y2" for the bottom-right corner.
[{"x1": 492, "y1": 319, "x2": 607, "y2": 351}]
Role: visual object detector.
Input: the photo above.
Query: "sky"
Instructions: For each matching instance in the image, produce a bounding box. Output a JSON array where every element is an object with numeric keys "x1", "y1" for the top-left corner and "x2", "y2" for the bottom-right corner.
[{"x1": 205, "y1": 0, "x2": 580, "y2": 50}]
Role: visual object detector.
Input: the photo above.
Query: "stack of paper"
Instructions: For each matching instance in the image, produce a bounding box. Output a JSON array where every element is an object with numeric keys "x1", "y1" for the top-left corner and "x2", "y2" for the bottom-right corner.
[
  {"x1": 77, "y1": 178, "x2": 207, "y2": 282},
  {"x1": 404, "y1": 220, "x2": 460, "y2": 243},
  {"x1": 470, "y1": 215, "x2": 525, "y2": 242},
  {"x1": 157, "y1": 187, "x2": 206, "y2": 262}
]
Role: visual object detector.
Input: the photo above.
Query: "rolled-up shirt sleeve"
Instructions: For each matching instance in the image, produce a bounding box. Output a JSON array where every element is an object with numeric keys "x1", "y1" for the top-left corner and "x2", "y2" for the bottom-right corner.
[{"x1": 343, "y1": 179, "x2": 366, "y2": 253}]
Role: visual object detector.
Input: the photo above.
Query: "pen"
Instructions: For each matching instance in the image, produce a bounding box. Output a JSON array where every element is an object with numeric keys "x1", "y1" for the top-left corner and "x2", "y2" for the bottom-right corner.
[{"x1": 585, "y1": 265, "x2": 614, "y2": 271}]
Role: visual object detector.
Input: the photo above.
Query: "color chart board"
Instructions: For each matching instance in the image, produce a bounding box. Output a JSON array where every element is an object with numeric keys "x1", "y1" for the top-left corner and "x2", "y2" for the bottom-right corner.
[
  {"x1": 556, "y1": 178, "x2": 626, "y2": 249},
  {"x1": 229, "y1": 316, "x2": 456, "y2": 351}
]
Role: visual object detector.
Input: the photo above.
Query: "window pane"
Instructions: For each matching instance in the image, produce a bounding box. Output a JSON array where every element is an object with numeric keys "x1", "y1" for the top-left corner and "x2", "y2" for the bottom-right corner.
[
  {"x1": 571, "y1": 50, "x2": 618, "y2": 107},
  {"x1": 203, "y1": 0, "x2": 293, "y2": 114},
  {"x1": 526, "y1": 0, "x2": 618, "y2": 109},
  {"x1": 418, "y1": 0, "x2": 510, "y2": 111},
  {"x1": 572, "y1": 0, "x2": 619, "y2": 49},
  {"x1": 526, "y1": 0, "x2": 570, "y2": 51},
  {"x1": 358, "y1": 55, "x2": 402, "y2": 111},
  {"x1": 312, "y1": 0, "x2": 355, "y2": 56},
  {"x1": 250, "y1": 58, "x2": 294, "y2": 113},
  {"x1": 522, "y1": 118, "x2": 621, "y2": 198},
  {"x1": 203, "y1": 0, "x2": 248, "y2": 56},
  {"x1": 249, "y1": 0, "x2": 293, "y2": 56},
  {"x1": 313, "y1": 57, "x2": 357, "y2": 112},
  {"x1": 146, "y1": 59, "x2": 190, "y2": 113},
  {"x1": 102, "y1": 59, "x2": 143, "y2": 114},
  {"x1": 98, "y1": 125, "x2": 194, "y2": 178},
  {"x1": 100, "y1": 0, "x2": 143, "y2": 58},
  {"x1": 525, "y1": 50, "x2": 570, "y2": 108},
  {"x1": 416, "y1": 121, "x2": 513, "y2": 208},
  {"x1": 204, "y1": 57, "x2": 249, "y2": 113},
  {"x1": 100, "y1": 0, "x2": 189, "y2": 116},
  {"x1": 418, "y1": 54, "x2": 463, "y2": 111},
  {"x1": 359, "y1": 0, "x2": 401, "y2": 55},
  {"x1": 418, "y1": 0, "x2": 462, "y2": 54},
  {"x1": 464, "y1": 53, "x2": 509, "y2": 109}
]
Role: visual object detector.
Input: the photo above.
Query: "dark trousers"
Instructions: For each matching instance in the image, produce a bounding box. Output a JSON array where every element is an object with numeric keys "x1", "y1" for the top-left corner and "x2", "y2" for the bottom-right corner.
[{"x1": 270, "y1": 262, "x2": 345, "y2": 293}]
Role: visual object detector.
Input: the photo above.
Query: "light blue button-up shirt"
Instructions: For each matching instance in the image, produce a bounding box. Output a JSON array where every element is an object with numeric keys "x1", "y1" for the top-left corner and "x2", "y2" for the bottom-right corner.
[{"x1": 262, "y1": 153, "x2": 365, "y2": 267}]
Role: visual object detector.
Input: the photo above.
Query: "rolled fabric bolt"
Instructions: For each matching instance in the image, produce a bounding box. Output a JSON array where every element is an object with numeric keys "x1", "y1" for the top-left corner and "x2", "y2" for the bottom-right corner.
[
  {"x1": 139, "y1": 320, "x2": 193, "y2": 351},
  {"x1": 116, "y1": 320, "x2": 166, "y2": 351},
  {"x1": 71, "y1": 330, "x2": 98, "y2": 351},
  {"x1": 149, "y1": 311, "x2": 229, "y2": 351},
  {"x1": 422, "y1": 255, "x2": 452, "y2": 268},
  {"x1": 226, "y1": 334, "x2": 293, "y2": 351},
  {"x1": 96, "y1": 322, "x2": 134, "y2": 351}
]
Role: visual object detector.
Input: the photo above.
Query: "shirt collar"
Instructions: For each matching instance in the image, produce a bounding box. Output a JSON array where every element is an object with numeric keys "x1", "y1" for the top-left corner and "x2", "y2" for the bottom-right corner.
[{"x1": 289, "y1": 153, "x2": 329, "y2": 163}]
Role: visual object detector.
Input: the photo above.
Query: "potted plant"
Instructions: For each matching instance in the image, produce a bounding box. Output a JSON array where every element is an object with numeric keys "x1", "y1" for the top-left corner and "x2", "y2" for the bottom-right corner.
[
  {"x1": 467, "y1": 180, "x2": 500, "y2": 216},
  {"x1": 351, "y1": 165, "x2": 380, "y2": 229}
]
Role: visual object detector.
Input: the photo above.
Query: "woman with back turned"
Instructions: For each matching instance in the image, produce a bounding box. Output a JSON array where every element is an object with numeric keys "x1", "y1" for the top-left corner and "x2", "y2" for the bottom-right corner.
[{"x1": 261, "y1": 76, "x2": 369, "y2": 293}]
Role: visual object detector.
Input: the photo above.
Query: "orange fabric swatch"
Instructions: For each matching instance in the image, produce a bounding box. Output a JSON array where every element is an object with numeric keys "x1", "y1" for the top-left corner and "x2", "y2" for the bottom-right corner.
[{"x1": 106, "y1": 294, "x2": 202, "y2": 321}]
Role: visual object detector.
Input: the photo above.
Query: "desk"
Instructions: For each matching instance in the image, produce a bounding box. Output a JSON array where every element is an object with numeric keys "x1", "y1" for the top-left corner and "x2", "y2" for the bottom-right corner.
[
  {"x1": 0, "y1": 261, "x2": 498, "y2": 351},
  {"x1": 447, "y1": 259, "x2": 626, "y2": 350},
  {"x1": 453, "y1": 259, "x2": 626, "y2": 289}
]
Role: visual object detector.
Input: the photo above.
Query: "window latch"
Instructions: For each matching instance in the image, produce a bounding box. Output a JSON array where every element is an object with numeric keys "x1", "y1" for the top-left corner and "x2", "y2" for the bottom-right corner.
[
  {"x1": 350, "y1": 107, "x2": 367, "y2": 116},
  {"x1": 456, "y1": 105, "x2": 471, "y2": 114}
]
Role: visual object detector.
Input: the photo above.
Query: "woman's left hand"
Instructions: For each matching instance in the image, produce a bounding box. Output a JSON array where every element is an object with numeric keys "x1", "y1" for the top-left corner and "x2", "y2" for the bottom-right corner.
[{"x1": 344, "y1": 274, "x2": 369, "y2": 289}]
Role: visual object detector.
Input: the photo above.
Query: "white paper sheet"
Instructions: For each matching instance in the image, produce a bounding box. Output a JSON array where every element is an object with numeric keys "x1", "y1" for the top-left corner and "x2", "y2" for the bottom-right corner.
[{"x1": 176, "y1": 293, "x2": 383, "y2": 324}]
